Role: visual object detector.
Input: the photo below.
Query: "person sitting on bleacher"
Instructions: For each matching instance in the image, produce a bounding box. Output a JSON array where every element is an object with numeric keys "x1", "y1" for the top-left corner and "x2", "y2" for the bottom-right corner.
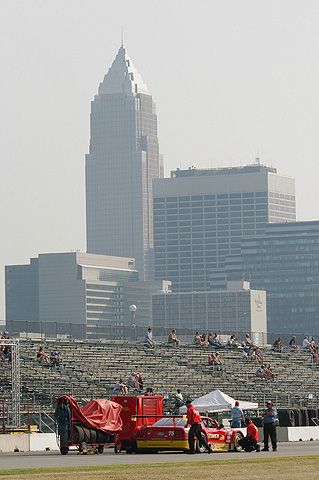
[
  {"x1": 173, "y1": 389, "x2": 185, "y2": 409},
  {"x1": 242, "y1": 346, "x2": 252, "y2": 360},
  {"x1": 303, "y1": 336, "x2": 311, "y2": 349},
  {"x1": 37, "y1": 346, "x2": 49, "y2": 363},
  {"x1": 50, "y1": 350, "x2": 61, "y2": 367},
  {"x1": 200, "y1": 333, "x2": 208, "y2": 348},
  {"x1": 144, "y1": 327, "x2": 156, "y2": 348},
  {"x1": 168, "y1": 329, "x2": 180, "y2": 347},
  {"x1": 264, "y1": 364, "x2": 275, "y2": 380},
  {"x1": 289, "y1": 336, "x2": 298, "y2": 350},
  {"x1": 255, "y1": 346, "x2": 264, "y2": 363},
  {"x1": 227, "y1": 335, "x2": 235, "y2": 348},
  {"x1": 273, "y1": 337, "x2": 282, "y2": 352},
  {"x1": 127, "y1": 372, "x2": 139, "y2": 391},
  {"x1": 194, "y1": 332, "x2": 201, "y2": 345},
  {"x1": 208, "y1": 332, "x2": 224, "y2": 348},
  {"x1": 113, "y1": 379, "x2": 128, "y2": 395},
  {"x1": 255, "y1": 364, "x2": 267, "y2": 379},
  {"x1": 136, "y1": 373, "x2": 143, "y2": 391}
]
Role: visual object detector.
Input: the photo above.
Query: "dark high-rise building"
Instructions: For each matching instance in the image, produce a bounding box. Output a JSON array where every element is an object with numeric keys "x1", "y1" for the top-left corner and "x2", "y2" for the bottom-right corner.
[
  {"x1": 153, "y1": 164, "x2": 296, "y2": 292},
  {"x1": 86, "y1": 46, "x2": 163, "y2": 281},
  {"x1": 210, "y1": 221, "x2": 319, "y2": 335}
]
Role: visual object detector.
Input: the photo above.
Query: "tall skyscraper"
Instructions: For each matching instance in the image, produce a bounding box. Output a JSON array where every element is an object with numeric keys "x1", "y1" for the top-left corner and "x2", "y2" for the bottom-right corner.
[
  {"x1": 86, "y1": 46, "x2": 163, "y2": 281},
  {"x1": 153, "y1": 164, "x2": 296, "y2": 292}
]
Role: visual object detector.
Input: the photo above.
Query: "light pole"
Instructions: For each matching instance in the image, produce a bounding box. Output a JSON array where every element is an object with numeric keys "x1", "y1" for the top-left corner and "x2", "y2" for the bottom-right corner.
[{"x1": 129, "y1": 304, "x2": 137, "y2": 341}]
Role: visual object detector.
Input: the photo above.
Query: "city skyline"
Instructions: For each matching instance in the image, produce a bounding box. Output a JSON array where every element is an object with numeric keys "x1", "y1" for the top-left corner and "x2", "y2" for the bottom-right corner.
[{"x1": 1, "y1": 0, "x2": 319, "y2": 318}]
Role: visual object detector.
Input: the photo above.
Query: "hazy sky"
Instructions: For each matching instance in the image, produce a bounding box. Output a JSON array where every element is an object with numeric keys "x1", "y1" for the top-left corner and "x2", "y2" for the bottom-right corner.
[{"x1": 1, "y1": 0, "x2": 319, "y2": 320}]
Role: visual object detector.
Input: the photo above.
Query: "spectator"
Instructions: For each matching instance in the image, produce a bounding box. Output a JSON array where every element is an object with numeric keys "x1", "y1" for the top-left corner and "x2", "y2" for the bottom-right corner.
[
  {"x1": 289, "y1": 336, "x2": 298, "y2": 350},
  {"x1": 173, "y1": 389, "x2": 185, "y2": 409},
  {"x1": 208, "y1": 332, "x2": 224, "y2": 348},
  {"x1": 145, "y1": 387, "x2": 154, "y2": 396},
  {"x1": 255, "y1": 364, "x2": 267, "y2": 379},
  {"x1": 168, "y1": 329, "x2": 180, "y2": 347},
  {"x1": 265, "y1": 364, "x2": 275, "y2": 380},
  {"x1": 113, "y1": 379, "x2": 128, "y2": 395},
  {"x1": 194, "y1": 332, "x2": 201, "y2": 345},
  {"x1": 200, "y1": 333, "x2": 208, "y2": 348},
  {"x1": 273, "y1": 337, "x2": 282, "y2": 352},
  {"x1": 303, "y1": 336, "x2": 311, "y2": 350},
  {"x1": 144, "y1": 327, "x2": 155, "y2": 348},
  {"x1": 242, "y1": 346, "x2": 252, "y2": 360},
  {"x1": 227, "y1": 335, "x2": 234, "y2": 348},
  {"x1": 231, "y1": 401, "x2": 244, "y2": 428},
  {"x1": 136, "y1": 373, "x2": 143, "y2": 391},
  {"x1": 50, "y1": 350, "x2": 61, "y2": 367},
  {"x1": 232, "y1": 335, "x2": 239, "y2": 348},
  {"x1": 238, "y1": 417, "x2": 260, "y2": 452},
  {"x1": 208, "y1": 352, "x2": 222, "y2": 370},
  {"x1": 245, "y1": 333, "x2": 253, "y2": 347},
  {"x1": 37, "y1": 346, "x2": 49, "y2": 364},
  {"x1": 255, "y1": 346, "x2": 264, "y2": 363},
  {"x1": 127, "y1": 372, "x2": 139, "y2": 390}
]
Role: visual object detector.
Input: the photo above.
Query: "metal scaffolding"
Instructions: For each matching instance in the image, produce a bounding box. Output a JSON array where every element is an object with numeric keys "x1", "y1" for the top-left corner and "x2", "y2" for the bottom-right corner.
[{"x1": 1, "y1": 338, "x2": 20, "y2": 426}]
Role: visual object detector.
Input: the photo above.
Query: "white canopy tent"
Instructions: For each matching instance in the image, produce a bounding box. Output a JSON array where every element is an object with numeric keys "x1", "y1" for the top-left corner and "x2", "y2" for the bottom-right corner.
[{"x1": 179, "y1": 389, "x2": 258, "y2": 414}]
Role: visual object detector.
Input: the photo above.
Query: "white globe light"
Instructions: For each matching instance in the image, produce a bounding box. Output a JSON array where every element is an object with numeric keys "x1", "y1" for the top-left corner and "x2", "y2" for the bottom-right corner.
[{"x1": 129, "y1": 304, "x2": 137, "y2": 312}]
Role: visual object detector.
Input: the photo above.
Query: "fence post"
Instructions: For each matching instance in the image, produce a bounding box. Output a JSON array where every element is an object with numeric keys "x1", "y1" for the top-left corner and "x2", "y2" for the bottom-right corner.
[{"x1": 55, "y1": 322, "x2": 58, "y2": 339}]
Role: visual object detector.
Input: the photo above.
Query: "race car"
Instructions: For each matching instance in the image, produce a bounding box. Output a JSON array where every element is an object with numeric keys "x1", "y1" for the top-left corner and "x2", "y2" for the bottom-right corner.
[{"x1": 130, "y1": 416, "x2": 244, "y2": 453}]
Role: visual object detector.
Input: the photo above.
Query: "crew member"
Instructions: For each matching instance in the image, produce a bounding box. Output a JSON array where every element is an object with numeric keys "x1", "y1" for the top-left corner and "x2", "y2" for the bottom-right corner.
[
  {"x1": 262, "y1": 400, "x2": 278, "y2": 451},
  {"x1": 231, "y1": 400, "x2": 244, "y2": 428},
  {"x1": 238, "y1": 417, "x2": 260, "y2": 452},
  {"x1": 185, "y1": 400, "x2": 212, "y2": 454}
]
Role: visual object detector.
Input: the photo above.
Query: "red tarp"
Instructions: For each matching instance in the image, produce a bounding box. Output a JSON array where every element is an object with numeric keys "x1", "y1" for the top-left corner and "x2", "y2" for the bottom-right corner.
[{"x1": 57, "y1": 395, "x2": 123, "y2": 433}]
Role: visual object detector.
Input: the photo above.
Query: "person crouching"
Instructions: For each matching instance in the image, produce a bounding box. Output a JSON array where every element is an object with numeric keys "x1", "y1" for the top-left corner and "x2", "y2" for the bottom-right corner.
[{"x1": 238, "y1": 417, "x2": 260, "y2": 452}]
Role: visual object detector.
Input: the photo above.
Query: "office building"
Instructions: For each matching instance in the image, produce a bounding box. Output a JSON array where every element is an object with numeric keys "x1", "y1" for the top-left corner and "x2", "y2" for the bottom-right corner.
[
  {"x1": 152, "y1": 281, "x2": 267, "y2": 345},
  {"x1": 5, "y1": 252, "x2": 169, "y2": 337},
  {"x1": 86, "y1": 46, "x2": 163, "y2": 281},
  {"x1": 153, "y1": 164, "x2": 295, "y2": 292},
  {"x1": 210, "y1": 221, "x2": 319, "y2": 335}
]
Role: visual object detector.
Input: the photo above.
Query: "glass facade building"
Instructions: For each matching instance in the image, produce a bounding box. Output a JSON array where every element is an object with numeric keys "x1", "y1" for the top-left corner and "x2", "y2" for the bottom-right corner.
[
  {"x1": 86, "y1": 46, "x2": 163, "y2": 281},
  {"x1": 152, "y1": 282, "x2": 267, "y2": 344},
  {"x1": 153, "y1": 164, "x2": 295, "y2": 292},
  {"x1": 210, "y1": 221, "x2": 319, "y2": 335}
]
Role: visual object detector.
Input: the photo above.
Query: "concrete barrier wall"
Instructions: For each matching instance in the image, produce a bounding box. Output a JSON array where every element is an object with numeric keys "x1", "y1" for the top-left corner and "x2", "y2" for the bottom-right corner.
[{"x1": 0, "y1": 433, "x2": 58, "y2": 453}]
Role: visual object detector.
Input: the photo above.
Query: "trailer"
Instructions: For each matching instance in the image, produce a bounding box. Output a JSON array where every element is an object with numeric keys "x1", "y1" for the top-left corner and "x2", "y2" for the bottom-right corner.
[
  {"x1": 112, "y1": 395, "x2": 163, "y2": 453},
  {"x1": 55, "y1": 395, "x2": 122, "y2": 455}
]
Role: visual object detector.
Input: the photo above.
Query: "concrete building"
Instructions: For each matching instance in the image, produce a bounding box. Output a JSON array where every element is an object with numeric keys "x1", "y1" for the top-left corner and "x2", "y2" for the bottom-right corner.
[
  {"x1": 5, "y1": 252, "x2": 169, "y2": 337},
  {"x1": 153, "y1": 164, "x2": 295, "y2": 292},
  {"x1": 210, "y1": 221, "x2": 319, "y2": 335},
  {"x1": 86, "y1": 45, "x2": 163, "y2": 281},
  {"x1": 152, "y1": 281, "x2": 267, "y2": 345}
]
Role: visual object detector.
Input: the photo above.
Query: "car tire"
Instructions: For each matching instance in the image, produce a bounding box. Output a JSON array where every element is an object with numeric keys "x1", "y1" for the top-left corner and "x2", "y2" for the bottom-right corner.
[
  {"x1": 98, "y1": 445, "x2": 104, "y2": 453},
  {"x1": 233, "y1": 432, "x2": 243, "y2": 451},
  {"x1": 196, "y1": 432, "x2": 208, "y2": 453}
]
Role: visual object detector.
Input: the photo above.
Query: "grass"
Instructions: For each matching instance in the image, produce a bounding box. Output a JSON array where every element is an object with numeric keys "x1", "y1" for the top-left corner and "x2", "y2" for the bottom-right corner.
[{"x1": 0, "y1": 456, "x2": 318, "y2": 480}]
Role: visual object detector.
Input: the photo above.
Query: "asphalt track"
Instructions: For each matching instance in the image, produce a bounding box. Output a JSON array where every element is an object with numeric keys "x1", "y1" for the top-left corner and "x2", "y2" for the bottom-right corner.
[{"x1": 0, "y1": 441, "x2": 318, "y2": 470}]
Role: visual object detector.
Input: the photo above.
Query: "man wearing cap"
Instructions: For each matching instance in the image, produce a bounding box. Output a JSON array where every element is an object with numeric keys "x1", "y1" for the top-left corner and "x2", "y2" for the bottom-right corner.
[
  {"x1": 262, "y1": 400, "x2": 278, "y2": 451},
  {"x1": 231, "y1": 401, "x2": 244, "y2": 428},
  {"x1": 185, "y1": 400, "x2": 212, "y2": 454}
]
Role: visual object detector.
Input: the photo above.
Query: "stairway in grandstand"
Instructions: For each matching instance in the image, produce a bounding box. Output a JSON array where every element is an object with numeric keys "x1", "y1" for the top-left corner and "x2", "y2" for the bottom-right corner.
[{"x1": 1, "y1": 339, "x2": 318, "y2": 414}]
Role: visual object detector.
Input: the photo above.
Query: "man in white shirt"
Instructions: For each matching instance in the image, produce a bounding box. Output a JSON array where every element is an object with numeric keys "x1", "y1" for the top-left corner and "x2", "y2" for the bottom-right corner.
[{"x1": 303, "y1": 336, "x2": 311, "y2": 349}]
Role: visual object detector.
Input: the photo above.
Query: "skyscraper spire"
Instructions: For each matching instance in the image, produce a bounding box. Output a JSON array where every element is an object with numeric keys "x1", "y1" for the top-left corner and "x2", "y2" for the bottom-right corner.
[{"x1": 98, "y1": 46, "x2": 148, "y2": 95}]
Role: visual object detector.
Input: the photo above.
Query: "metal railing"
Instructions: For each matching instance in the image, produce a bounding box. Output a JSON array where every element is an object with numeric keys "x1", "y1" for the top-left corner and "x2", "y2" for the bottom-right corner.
[{"x1": 4, "y1": 319, "x2": 315, "y2": 348}]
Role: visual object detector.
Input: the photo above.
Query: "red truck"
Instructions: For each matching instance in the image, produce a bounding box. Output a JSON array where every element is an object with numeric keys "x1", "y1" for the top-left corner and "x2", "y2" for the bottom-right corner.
[{"x1": 112, "y1": 395, "x2": 163, "y2": 453}]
